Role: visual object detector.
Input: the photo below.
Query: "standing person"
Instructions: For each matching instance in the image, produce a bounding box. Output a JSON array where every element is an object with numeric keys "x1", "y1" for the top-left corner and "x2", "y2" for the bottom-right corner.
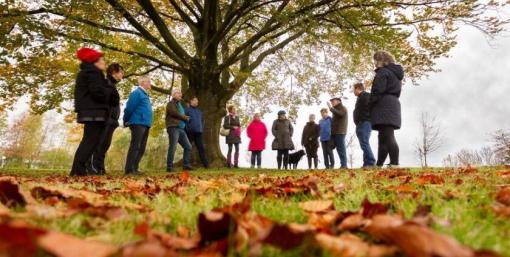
[
  {"x1": 71, "y1": 48, "x2": 112, "y2": 176},
  {"x1": 88, "y1": 63, "x2": 124, "y2": 175},
  {"x1": 185, "y1": 96, "x2": 209, "y2": 168},
  {"x1": 353, "y1": 83, "x2": 376, "y2": 168},
  {"x1": 223, "y1": 105, "x2": 241, "y2": 168},
  {"x1": 166, "y1": 89, "x2": 193, "y2": 172},
  {"x1": 301, "y1": 114, "x2": 320, "y2": 170},
  {"x1": 123, "y1": 76, "x2": 153, "y2": 175},
  {"x1": 327, "y1": 97, "x2": 348, "y2": 169},
  {"x1": 319, "y1": 108, "x2": 335, "y2": 169},
  {"x1": 246, "y1": 113, "x2": 268, "y2": 168},
  {"x1": 370, "y1": 51, "x2": 404, "y2": 167},
  {"x1": 271, "y1": 110, "x2": 294, "y2": 170}
]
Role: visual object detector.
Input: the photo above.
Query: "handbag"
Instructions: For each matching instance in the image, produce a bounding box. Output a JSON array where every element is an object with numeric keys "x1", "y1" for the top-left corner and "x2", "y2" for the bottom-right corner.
[{"x1": 220, "y1": 116, "x2": 231, "y2": 137}]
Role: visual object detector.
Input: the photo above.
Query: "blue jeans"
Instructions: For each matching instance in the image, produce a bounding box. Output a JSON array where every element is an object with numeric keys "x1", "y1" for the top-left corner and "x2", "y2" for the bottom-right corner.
[
  {"x1": 166, "y1": 127, "x2": 192, "y2": 169},
  {"x1": 333, "y1": 134, "x2": 347, "y2": 168},
  {"x1": 356, "y1": 121, "x2": 376, "y2": 167},
  {"x1": 321, "y1": 141, "x2": 335, "y2": 169}
]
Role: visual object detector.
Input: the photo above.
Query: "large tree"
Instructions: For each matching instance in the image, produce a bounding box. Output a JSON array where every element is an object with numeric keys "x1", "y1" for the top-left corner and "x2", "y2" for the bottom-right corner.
[{"x1": 0, "y1": 0, "x2": 507, "y2": 166}]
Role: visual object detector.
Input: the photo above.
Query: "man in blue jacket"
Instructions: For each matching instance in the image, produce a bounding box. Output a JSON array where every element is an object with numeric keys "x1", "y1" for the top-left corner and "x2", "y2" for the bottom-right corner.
[
  {"x1": 319, "y1": 108, "x2": 335, "y2": 169},
  {"x1": 123, "y1": 76, "x2": 153, "y2": 175},
  {"x1": 186, "y1": 96, "x2": 209, "y2": 168}
]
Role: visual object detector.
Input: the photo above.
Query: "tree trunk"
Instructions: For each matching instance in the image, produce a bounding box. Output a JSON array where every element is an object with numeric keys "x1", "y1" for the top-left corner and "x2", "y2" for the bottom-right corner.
[{"x1": 183, "y1": 65, "x2": 230, "y2": 168}]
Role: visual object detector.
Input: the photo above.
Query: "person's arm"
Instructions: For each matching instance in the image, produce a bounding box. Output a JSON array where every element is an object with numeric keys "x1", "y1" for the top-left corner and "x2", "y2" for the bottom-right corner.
[
  {"x1": 123, "y1": 90, "x2": 140, "y2": 124},
  {"x1": 246, "y1": 123, "x2": 253, "y2": 138},
  {"x1": 167, "y1": 102, "x2": 188, "y2": 121},
  {"x1": 329, "y1": 105, "x2": 346, "y2": 117},
  {"x1": 86, "y1": 70, "x2": 108, "y2": 103},
  {"x1": 301, "y1": 127, "x2": 306, "y2": 146},
  {"x1": 369, "y1": 71, "x2": 388, "y2": 107},
  {"x1": 289, "y1": 121, "x2": 294, "y2": 137},
  {"x1": 223, "y1": 116, "x2": 231, "y2": 129},
  {"x1": 271, "y1": 121, "x2": 277, "y2": 136}
]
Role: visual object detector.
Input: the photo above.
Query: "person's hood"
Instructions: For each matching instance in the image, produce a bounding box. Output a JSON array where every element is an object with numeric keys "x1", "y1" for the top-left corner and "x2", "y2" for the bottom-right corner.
[{"x1": 386, "y1": 63, "x2": 404, "y2": 80}]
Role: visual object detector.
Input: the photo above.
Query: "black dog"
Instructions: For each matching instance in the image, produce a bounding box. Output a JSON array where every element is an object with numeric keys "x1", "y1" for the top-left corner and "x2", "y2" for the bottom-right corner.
[{"x1": 288, "y1": 150, "x2": 306, "y2": 169}]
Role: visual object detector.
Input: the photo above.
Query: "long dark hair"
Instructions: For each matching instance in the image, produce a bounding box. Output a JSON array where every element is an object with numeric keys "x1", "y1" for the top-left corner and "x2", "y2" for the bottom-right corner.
[{"x1": 106, "y1": 62, "x2": 123, "y2": 75}]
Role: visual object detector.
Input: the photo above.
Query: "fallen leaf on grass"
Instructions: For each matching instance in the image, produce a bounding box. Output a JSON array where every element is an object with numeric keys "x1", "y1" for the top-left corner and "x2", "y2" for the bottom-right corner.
[
  {"x1": 263, "y1": 223, "x2": 315, "y2": 250},
  {"x1": 416, "y1": 174, "x2": 445, "y2": 185},
  {"x1": 365, "y1": 214, "x2": 473, "y2": 257},
  {"x1": 38, "y1": 230, "x2": 118, "y2": 257},
  {"x1": 299, "y1": 200, "x2": 334, "y2": 213},
  {"x1": 362, "y1": 198, "x2": 389, "y2": 218},
  {"x1": 198, "y1": 211, "x2": 235, "y2": 243},
  {"x1": 0, "y1": 177, "x2": 27, "y2": 208},
  {"x1": 316, "y1": 233, "x2": 396, "y2": 257},
  {"x1": 338, "y1": 213, "x2": 364, "y2": 231},
  {"x1": 495, "y1": 187, "x2": 510, "y2": 206}
]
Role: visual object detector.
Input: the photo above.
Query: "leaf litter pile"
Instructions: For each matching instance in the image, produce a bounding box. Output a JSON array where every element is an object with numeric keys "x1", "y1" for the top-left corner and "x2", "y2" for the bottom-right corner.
[{"x1": 1, "y1": 166, "x2": 510, "y2": 257}]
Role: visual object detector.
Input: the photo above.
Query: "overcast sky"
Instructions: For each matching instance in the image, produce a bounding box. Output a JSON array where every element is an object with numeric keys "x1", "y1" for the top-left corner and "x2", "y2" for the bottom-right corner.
[{"x1": 227, "y1": 25, "x2": 510, "y2": 169}]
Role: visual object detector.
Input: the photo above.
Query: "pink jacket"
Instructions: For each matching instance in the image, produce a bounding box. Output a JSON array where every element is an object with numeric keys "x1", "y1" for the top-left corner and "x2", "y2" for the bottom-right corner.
[{"x1": 247, "y1": 120, "x2": 268, "y2": 151}]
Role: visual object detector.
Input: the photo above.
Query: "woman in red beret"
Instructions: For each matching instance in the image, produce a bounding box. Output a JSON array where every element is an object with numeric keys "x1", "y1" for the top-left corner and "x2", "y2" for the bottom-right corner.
[{"x1": 70, "y1": 47, "x2": 113, "y2": 176}]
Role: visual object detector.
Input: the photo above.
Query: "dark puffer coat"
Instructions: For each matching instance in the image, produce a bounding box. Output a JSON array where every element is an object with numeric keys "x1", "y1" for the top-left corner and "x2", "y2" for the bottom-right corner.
[
  {"x1": 271, "y1": 118, "x2": 294, "y2": 150},
  {"x1": 369, "y1": 63, "x2": 404, "y2": 130},
  {"x1": 223, "y1": 114, "x2": 242, "y2": 144},
  {"x1": 301, "y1": 122, "x2": 320, "y2": 150},
  {"x1": 74, "y1": 63, "x2": 112, "y2": 123}
]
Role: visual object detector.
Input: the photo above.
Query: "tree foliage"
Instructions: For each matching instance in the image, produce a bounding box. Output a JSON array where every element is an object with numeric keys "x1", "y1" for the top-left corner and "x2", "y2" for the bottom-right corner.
[{"x1": 1, "y1": 0, "x2": 507, "y2": 116}]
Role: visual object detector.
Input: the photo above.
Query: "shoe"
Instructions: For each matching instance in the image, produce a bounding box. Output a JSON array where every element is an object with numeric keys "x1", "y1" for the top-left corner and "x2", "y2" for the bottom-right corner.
[
  {"x1": 203, "y1": 164, "x2": 210, "y2": 169},
  {"x1": 234, "y1": 164, "x2": 239, "y2": 169},
  {"x1": 387, "y1": 164, "x2": 400, "y2": 169},
  {"x1": 127, "y1": 171, "x2": 143, "y2": 176},
  {"x1": 227, "y1": 163, "x2": 232, "y2": 168},
  {"x1": 183, "y1": 166, "x2": 194, "y2": 171},
  {"x1": 166, "y1": 168, "x2": 174, "y2": 173}
]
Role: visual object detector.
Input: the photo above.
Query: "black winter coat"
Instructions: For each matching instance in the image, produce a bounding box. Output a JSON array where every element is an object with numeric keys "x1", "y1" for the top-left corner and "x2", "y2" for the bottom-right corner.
[
  {"x1": 369, "y1": 63, "x2": 404, "y2": 130},
  {"x1": 353, "y1": 91, "x2": 370, "y2": 125},
  {"x1": 74, "y1": 63, "x2": 112, "y2": 123},
  {"x1": 301, "y1": 122, "x2": 320, "y2": 150},
  {"x1": 106, "y1": 74, "x2": 120, "y2": 127}
]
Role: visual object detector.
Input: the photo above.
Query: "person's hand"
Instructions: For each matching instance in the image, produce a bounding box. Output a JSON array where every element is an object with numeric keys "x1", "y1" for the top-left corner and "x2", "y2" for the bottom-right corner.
[
  {"x1": 184, "y1": 116, "x2": 190, "y2": 121},
  {"x1": 233, "y1": 126, "x2": 239, "y2": 129}
]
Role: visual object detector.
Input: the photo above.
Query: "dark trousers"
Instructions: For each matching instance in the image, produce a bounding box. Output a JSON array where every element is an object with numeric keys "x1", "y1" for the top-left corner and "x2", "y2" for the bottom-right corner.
[
  {"x1": 376, "y1": 125, "x2": 399, "y2": 166},
  {"x1": 166, "y1": 127, "x2": 192, "y2": 170},
  {"x1": 89, "y1": 124, "x2": 117, "y2": 172},
  {"x1": 356, "y1": 121, "x2": 376, "y2": 167},
  {"x1": 333, "y1": 134, "x2": 348, "y2": 168},
  {"x1": 188, "y1": 132, "x2": 209, "y2": 167},
  {"x1": 227, "y1": 143, "x2": 239, "y2": 167},
  {"x1": 304, "y1": 145, "x2": 318, "y2": 169},
  {"x1": 70, "y1": 123, "x2": 105, "y2": 176},
  {"x1": 251, "y1": 151, "x2": 262, "y2": 168},
  {"x1": 276, "y1": 150, "x2": 289, "y2": 170},
  {"x1": 321, "y1": 140, "x2": 335, "y2": 169},
  {"x1": 125, "y1": 125, "x2": 150, "y2": 173}
]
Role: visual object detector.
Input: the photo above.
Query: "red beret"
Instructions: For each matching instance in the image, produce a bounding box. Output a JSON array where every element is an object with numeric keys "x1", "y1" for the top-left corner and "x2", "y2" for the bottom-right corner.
[{"x1": 76, "y1": 47, "x2": 103, "y2": 63}]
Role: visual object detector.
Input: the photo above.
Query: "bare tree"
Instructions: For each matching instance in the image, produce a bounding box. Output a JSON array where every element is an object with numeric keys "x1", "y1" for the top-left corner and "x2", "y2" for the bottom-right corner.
[
  {"x1": 492, "y1": 130, "x2": 510, "y2": 165},
  {"x1": 455, "y1": 149, "x2": 482, "y2": 167},
  {"x1": 345, "y1": 134, "x2": 356, "y2": 168},
  {"x1": 442, "y1": 154, "x2": 458, "y2": 167},
  {"x1": 414, "y1": 112, "x2": 444, "y2": 167},
  {"x1": 478, "y1": 146, "x2": 497, "y2": 166}
]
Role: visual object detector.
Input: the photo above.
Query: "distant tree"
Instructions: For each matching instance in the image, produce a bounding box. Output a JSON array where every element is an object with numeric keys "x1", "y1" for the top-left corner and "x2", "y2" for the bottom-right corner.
[
  {"x1": 2, "y1": 113, "x2": 44, "y2": 167},
  {"x1": 414, "y1": 112, "x2": 443, "y2": 167},
  {"x1": 345, "y1": 133, "x2": 356, "y2": 168},
  {"x1": 492, "y1": 130, "x2": 510, "y2": 164},
  {"x1": 1, "y1": 0, "x2": 507, "y2": 167},
  {"x1": 455, "y1": 149, "x2": 482, "y2": 167},
  {"x1": 442, "y1": 154, "x2": 458, "y2": 167},
  {"x1": 478, "y1": 146, "x2": 498, "y2": 166}
]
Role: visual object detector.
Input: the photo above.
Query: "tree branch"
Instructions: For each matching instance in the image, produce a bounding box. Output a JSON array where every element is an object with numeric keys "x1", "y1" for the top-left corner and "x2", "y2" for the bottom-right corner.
[
  {"x1": 136, "y1": 0, "x2": 192, "y2": 63},
  {"x1": 167, "y1": 0, "x2": 199, "y2": 29}
]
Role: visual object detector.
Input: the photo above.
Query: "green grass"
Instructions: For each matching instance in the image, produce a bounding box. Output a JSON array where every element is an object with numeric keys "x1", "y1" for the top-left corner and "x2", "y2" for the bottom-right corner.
[{"x1": 1, "y1": 167, "x2": 509, "y2": 256}]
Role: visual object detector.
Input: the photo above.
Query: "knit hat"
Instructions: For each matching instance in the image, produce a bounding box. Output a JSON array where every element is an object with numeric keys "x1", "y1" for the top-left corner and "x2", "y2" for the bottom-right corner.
[
  {"x1": 76, "y1": 48, "x2": 103, "y2": 63},
  {"x1": 329, "y1": 97, "x2": 342, "y2": 102},
  {"x1": 277, "y1": 110, "x2": 286, "y2": 116}
]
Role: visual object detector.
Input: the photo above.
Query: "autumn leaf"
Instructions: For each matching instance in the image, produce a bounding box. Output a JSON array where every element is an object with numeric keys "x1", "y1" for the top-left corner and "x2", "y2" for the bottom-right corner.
[
  {"x1": 361, "y1": 198, "x2": 389, "y2": 218},
  {"x1": 0, "y1": 177, "x2": 27, "y2": 208},
  {"x1": 299, "y1": 200, "x2": 334, "y2": 213}
]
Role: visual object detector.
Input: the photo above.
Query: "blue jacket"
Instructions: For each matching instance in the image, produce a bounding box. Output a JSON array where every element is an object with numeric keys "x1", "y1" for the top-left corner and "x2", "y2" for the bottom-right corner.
[
  {"x1": 185, "y1": 106, "x2": 204, "y2": 133},
  {"x1": 123, "y1": 87, "x2": 153, "y2": 127},
  {"x1": 319, "y1": 116, "x2": 332, "y2": 142}
]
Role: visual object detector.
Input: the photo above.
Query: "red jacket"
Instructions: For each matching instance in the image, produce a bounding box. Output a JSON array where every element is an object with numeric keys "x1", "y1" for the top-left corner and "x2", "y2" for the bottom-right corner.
[{"x1": 247, "y1": 120, "x2": 268, "y2": 151}]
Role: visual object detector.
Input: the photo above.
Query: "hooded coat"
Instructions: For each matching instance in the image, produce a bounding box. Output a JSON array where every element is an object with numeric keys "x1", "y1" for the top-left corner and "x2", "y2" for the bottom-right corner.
[
  {"x1": 74, "y1": 63, "x2": 112, "y2": 123},
  {"x1": 369, "y1": 63, "x2": 404, "y2": 130},
  {"x1": 247, "y1": 120, "x2": 268, "y2": 151},
  {"x1": 271, "y1": 118, "x2": 294, "y2": 150}
]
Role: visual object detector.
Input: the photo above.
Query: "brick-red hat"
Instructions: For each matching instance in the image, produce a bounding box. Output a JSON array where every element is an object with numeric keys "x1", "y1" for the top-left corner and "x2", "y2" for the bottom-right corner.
[{"x1": 76, "y1": 47, "x2": 103, "y2": 63}]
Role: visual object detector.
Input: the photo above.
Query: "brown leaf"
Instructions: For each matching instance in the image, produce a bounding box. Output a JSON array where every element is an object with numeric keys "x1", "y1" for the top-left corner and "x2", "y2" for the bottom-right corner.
[
  {"x1": 338, "y1": 213, "x2": 364, "y2": 231},
  {"x1": 38, "y1": 231, "x2": 119, "y2": 257},
  {"x1": 361, "y1": 198, "x2": 389, "y2": 218},
  {"x1": 0, "y1": 220, "x2": 46, "y2": 257},
  {"x1": 263, "y1": 223, "x2": 314, "y2": 250},
  {"x1": 365, "y1": 214, "x2": 473, "y2": 257},
  {"x1": 495, "y1": 187, "x2": 510, "y2": 206},
  {"x1": 416, "y1": 174, "x2": 445, "y2": 185},
  {"x1": 299, "y1": 200, "x2": 334, "y2": 213},
  {"x1": 316, "y1": 233, "x2": 396, "y2": 257},
  {"x1": 0, "y1": 177, "x2": 27, "y2": 208},
  {"x1": 198, "y1": 211, "x2": 235, "y2": 243}
]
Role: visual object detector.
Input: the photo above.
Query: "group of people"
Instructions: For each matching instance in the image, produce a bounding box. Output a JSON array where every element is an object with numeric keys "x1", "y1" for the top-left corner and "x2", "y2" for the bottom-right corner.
[{"x1": 70, "y1": 47, "x2": 403, "y2": 176}]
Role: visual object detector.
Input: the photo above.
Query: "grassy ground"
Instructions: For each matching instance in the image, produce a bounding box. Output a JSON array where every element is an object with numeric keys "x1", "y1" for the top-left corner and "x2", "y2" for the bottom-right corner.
[{"x1": 1, "y1": 166, "x2": 509, "y2": 256}]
